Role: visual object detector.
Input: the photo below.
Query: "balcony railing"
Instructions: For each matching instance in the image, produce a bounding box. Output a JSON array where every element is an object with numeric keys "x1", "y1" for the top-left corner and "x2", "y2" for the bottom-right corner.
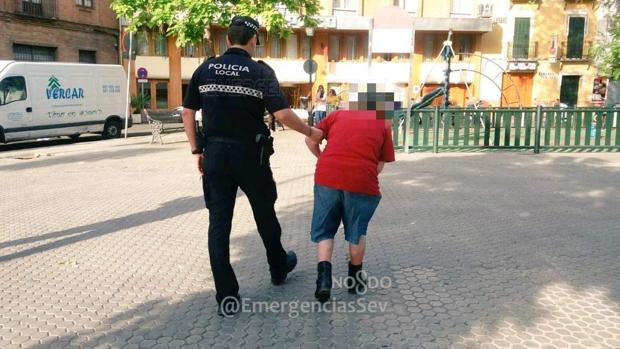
[
  {"x1": 14, "y1": 0, "x2": 57, "y2": 19},
  {"x1": 507, "y1": 41, "x2": 538, "y2": 60},
  {"x1": 560, "y1": 40, "x2": 592, "y2": 61}
]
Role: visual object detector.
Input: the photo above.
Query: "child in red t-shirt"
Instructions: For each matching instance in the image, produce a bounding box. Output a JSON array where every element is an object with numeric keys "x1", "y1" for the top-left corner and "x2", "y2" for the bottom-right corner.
[{"x1": 305, "y1": 85, "x2": 396, "y2": 302}]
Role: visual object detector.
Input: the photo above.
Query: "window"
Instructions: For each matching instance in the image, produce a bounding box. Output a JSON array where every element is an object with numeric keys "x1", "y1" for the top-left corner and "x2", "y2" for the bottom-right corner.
[
  {"x1": 182, "y1": 83, "x2": 189, "y2": 103},
  {"x1": 423, "y1": 37, "x2": 434, "y2": 60},
  {"x1": 455, "y1": 35, "x2": 473, "y2": 61},
  {"x1": 217, "y1": 33, "x2": 228, "y2": 55},
  {"x1": 21, "y1": 0, "x2": 42, "y2": 16},
  {"x1": 155, "y1": 82, "x2": 168, "y2": 109},
  {"x1": 203, "y1": 39, "x2": 214, "y2": 57},
  {"x1": 269, "y1": 34, "x2": 282, "y2": 58},
  {"x1": 328, "y1": 34, "x2": 340, "y2": 61},
  {"x1": 345, "y1": 35, "x2": 358, "y2": 60},
  {"x1": 451, "y1": 0, "x2": 474, "y2": 18},
  {"x1": 567, "y1": 16, "x2": 586, "y2": 59},
  {"x1": 76, "y1": 0, "x2": 93, "y2": 8},
  {"x1": 255, "y1": 33, "x2": 266, "y2": 57},
  {"x1": 134, "y1": 31, "x2": 149, "y2": 56},
  {"x1": 302, "y1": 36, "x2": 312, "y2": 59},
  {"x1": 79, "y1": 50, "x2": 96, "y2": 63},
  {"x1": 0, "y1": 77, "x2": 27, "y2": 106},
  {"x1": 395, "y1": 0, "x2": 416, "y2": 14},
  {"x1": 285, "y1": 34, "x2": 298, "y2": 59},
  {"x1": 333, "y1": 0, "x2": 358, "y2": 15},
  {"x1": 182, "y1": 44, "x2": 196, "y2": 57},
  {"x1": 512, "y1": 17, "x2": 530, "y2": 59},
  {"x1": 154, "y1": 32, "x2": 168, "y2": 56},
  {"x1": 13, "y1": 44, "x2": 55, "y2": 61}
]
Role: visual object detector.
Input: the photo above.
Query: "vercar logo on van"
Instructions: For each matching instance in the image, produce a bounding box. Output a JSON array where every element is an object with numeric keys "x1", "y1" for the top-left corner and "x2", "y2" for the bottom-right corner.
[{"x1": 46, "y1": 76, "x2": 85, "y2": 100}]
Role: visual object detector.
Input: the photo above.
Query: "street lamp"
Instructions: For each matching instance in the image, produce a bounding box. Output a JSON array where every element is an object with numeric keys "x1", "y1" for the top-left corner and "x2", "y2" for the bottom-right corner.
[
  {"x1": 122, "y1": 10, "x2": 141, "y2": 139},
  {"x1": 305, "y1": 27, "x2": 314, "y2": 125}
]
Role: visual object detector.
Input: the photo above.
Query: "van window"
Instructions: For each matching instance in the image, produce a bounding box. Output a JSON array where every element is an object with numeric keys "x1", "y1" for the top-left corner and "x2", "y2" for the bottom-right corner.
[{"x1": 0, "y1": 76, "x2": 27, "y2": 106}]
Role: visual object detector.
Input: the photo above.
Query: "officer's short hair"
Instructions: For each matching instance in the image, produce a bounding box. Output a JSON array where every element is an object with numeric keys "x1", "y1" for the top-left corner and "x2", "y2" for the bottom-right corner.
[{"x1": 227, "y1": 25, "x2": 256, "y2": 46}]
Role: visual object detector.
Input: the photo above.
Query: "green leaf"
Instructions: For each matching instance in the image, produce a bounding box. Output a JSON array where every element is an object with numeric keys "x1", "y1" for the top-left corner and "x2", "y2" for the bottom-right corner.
[{"x1": 110, "y1": 0, "x2": 321, "y2": 48}]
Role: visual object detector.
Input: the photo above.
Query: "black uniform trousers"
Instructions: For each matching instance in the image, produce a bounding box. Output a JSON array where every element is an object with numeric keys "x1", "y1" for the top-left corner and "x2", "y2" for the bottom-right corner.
[{"x1": 201, "y1": 141, "x2": 287, "y2": 303}]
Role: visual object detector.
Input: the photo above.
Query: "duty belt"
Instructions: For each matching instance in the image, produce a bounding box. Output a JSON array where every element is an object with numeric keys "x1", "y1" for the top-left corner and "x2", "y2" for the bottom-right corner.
[{"x1": 205, "y1": 136, "x2": 254, "y2": 144}]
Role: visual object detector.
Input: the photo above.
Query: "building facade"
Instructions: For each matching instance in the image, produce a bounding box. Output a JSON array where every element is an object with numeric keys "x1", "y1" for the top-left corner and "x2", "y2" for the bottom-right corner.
[
  {"x1": 126, "y1": 0, "x2": 608, "y2": 111},
  {"x1": 0, "y1": 0, "x2": 119, "y2": 64},
  {"x1": 483, "y1": 0, "x2": 602, "y2": 107}
]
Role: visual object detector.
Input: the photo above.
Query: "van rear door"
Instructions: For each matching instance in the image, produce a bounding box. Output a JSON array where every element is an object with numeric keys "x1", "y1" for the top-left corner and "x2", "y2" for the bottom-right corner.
[{"x1": 0, "y1": 74, "x2": 32, "y2": 142}]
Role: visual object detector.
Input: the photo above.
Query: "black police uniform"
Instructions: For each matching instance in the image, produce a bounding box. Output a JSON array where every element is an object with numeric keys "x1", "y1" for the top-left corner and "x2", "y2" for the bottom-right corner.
[{"x1": 183, "y1": 47, "x2": 290, "y2": 304}]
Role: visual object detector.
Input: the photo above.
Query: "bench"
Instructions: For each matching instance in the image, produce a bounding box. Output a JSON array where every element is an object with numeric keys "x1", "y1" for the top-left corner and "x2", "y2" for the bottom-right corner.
[{"x1": 141, "y1": 109, "x2": 185, "y2": 145}]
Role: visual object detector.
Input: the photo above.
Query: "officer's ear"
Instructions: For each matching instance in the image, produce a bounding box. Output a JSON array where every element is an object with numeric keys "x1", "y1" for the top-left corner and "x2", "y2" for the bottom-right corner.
[{"x1": 226, "y1": 35, "x2": 232, "y2": 47}]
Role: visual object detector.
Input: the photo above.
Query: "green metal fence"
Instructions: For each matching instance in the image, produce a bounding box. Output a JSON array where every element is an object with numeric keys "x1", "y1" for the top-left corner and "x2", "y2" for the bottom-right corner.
[{"x1": 393, "y1": 107, "x2": 620, "y2": 153}]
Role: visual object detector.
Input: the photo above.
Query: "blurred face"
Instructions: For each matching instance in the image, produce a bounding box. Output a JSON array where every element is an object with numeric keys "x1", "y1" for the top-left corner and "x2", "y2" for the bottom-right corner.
[{"x1": 345, "y1": 83, "x2": 395, "y2": 120}]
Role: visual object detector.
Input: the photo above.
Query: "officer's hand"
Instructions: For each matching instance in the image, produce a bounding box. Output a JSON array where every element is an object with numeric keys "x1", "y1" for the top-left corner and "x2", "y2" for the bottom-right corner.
[
  {"x1": 196, "y1": 154, "x2": 204, "y2": 175},
  {"x1": 308, "y1": 127, "x2": 324, "y2": 144}
]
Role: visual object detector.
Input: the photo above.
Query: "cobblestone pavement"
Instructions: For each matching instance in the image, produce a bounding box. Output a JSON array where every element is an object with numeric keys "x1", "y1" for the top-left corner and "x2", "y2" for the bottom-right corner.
[{"x1": 1, "y1": 130, "x2": 619, "y2": 349}]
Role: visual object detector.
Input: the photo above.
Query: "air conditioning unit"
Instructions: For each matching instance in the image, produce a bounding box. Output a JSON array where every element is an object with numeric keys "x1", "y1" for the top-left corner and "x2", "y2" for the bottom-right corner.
[{"x1": 477, "y1": 3, "x2": 493, "y2": 18}]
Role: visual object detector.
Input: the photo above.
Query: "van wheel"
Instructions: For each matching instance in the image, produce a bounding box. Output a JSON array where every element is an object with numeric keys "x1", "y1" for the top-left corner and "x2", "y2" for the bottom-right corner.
[
  {"x1": 103, "y1": 120, "x2": 122, "y2": 139},
  {"x1": 68, "y1": 134, "x2": 80, "y2": 141}
]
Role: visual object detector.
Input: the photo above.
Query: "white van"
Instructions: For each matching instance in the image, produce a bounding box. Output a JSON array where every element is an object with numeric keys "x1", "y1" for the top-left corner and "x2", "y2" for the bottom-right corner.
[{"x1": 0, "y1": 61, "x2": 130, "y2": 143}]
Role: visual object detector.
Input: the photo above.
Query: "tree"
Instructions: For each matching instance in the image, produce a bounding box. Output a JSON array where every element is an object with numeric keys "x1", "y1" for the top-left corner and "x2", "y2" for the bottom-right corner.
[
  {"x1": 593, "y1": 0, "x2": 620, "y2": 80},
  {"x1": 110, "y1": 0, "x2": 322, "y2": 47}
]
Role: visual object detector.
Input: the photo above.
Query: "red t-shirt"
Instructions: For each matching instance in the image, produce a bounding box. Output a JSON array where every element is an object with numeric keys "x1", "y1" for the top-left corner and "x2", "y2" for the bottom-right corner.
[{"x1": 315, "y1": 110, "x2": 396, "y2": 196}]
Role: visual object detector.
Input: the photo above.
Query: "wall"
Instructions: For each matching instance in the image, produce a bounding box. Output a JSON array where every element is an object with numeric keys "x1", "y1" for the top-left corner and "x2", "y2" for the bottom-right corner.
[
  {"x1": 0, "y1": 20, "x2": 118, "y2": 63},
  {"x1": 420, "y1": 0, "x2": 450, "y2": 17},
  {"x1": 57, "y1": 0, "x2": 118, "y2": 28},
  {"x1": 362, "y1": 0, "x2": 393, "y2": 16}
]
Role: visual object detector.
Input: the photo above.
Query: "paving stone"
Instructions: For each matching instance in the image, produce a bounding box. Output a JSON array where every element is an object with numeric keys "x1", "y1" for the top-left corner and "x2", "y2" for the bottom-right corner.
[{"x1": 0, "y1": 131, "x2": 619, "y2": 348}]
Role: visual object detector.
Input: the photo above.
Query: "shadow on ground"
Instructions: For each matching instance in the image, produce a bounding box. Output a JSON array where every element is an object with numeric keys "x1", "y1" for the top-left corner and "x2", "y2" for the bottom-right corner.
[{"x1": 32, "y1": 153, "x2": 620, "y2": 348}]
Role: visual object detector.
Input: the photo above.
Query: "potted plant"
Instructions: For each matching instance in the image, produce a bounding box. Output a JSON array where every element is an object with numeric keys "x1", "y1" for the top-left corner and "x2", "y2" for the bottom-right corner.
[{"x1": 130, "y1": 94, "x2": 151, "y2": 123}]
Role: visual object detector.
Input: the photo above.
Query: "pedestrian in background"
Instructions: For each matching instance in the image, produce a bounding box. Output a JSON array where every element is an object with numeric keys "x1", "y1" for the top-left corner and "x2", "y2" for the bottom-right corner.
[
  {"x1": 313, "y1": 85, "x2": 327, "y2": 125},
  {"x1": 327, "y1": 88, "x2": 339, "y2": 114}
]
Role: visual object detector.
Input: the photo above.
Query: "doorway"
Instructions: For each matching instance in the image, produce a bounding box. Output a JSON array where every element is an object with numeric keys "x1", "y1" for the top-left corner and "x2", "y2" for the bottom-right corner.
[
  {"x1": 560, "y1": 75, "x2": 580, "y2": 107},
  {"x1": 501, "y1": 72, "x2": 534, "y2": 107}
]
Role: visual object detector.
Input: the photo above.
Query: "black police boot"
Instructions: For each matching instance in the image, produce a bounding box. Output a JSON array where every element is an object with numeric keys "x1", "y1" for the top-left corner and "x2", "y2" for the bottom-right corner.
[
  {"x1": 314, "y1": 261, "x2": 332, "y2": 303},
  {"x1": 271, "y1": 251, "x2": 297, "y2": 285},
  {"x1": 217, "y1": 294, "x2": 241, "y2": 317},
  {"x1": 347, "y1": 262, "x2": 367, "y2": 295}
]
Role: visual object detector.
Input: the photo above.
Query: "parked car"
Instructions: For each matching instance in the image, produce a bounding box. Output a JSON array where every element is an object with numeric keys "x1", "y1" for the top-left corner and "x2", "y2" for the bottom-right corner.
[
  {"x1": 0, "y1": 61, "x2": 130, "y2": 143},
  {"x1": 171, "y1": 106, "x2": 202, "y2": 125}
]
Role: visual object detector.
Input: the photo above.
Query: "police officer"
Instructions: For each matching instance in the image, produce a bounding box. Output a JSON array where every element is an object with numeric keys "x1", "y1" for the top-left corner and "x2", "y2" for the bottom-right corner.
[{"x1": 182, "y1": 16, "x2": 323, "y2": 316}]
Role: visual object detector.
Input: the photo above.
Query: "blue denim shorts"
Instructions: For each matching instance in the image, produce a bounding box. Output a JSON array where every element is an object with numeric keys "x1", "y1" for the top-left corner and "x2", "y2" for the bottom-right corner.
[{"x1": 310, "y1": 184, "x2": 381, "y2": 245}]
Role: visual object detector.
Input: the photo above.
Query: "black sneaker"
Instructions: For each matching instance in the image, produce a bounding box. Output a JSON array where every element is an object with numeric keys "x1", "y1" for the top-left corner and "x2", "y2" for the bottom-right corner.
[
  {"x1": 271, "y1": 251, "x2": 297, "y2": 285},
  {"x1": 217, "y1": 294, "x2": 241, "y2": 317}
]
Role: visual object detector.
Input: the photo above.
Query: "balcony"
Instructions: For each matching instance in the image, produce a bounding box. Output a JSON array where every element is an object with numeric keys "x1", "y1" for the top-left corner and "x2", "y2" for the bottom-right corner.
[
  {"x1": 559, "y1": 40, "x2": 592, "y2": 61},
  {"x1": 13, "y1": 0, "x2": 57, "y2": 19},
  {"x1": 327, "y1": 61, "x2": 410, "y2": 84},
  {"x1": 507, "y1": 41, "x2": 538, "y2": 61},
  {"x1": 260, "y1": 59, "x2": 311, "y2": 84},
  {"x1": 413, "y1": 17, "x2": 492, "y2": 33}
]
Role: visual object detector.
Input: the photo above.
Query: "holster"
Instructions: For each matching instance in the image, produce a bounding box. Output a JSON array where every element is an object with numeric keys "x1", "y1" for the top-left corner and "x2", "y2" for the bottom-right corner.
[
  {"x1": 255, "y1": 134, "x2": 274, "y2": 166},
  {"x1": 195, "y1": 134, "x2": 205, "y2": 153}
]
